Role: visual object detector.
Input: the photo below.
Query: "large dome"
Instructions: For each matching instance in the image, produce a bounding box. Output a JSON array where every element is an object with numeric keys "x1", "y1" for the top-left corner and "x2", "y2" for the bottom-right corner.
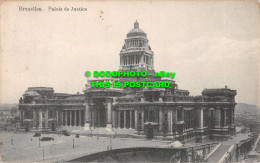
[{"x1": 127, "y1": 21, "x2": 147, "y2": 37}]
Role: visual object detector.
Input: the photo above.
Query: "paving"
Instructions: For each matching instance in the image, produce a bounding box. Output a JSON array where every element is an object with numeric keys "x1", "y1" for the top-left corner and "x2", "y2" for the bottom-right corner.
[
  {"x1": 0, "y1": 131, "x2": 170, "y2": 162},
  {"x1": 0, "y1": 131, "x2": 252, "y2": 162}
]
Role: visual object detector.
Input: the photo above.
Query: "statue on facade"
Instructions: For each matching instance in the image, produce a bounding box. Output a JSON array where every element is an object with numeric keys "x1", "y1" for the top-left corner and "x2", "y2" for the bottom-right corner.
[
  {"x1": 160, "y1": 90, "x2": 164, "y2": 96},
  {"x1": 19, "y1": 97, "x2": 23, "y2": 104}
]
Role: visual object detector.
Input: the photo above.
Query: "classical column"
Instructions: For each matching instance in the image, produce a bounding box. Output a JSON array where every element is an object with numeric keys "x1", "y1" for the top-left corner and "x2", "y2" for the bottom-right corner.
[
  {"x1": 61, "y1": 111, "x2": 63, "y2": 126},
  {"x1": 56, "y1": 110, "x2": 59, "y2": 126},
  {"x1": 168, "y1": 110, "x2": 173, "y2": 135},
  {"x1": 223, "y1": 109, "x2": 227, "y2": 127},
  {"x1": 183, "y1": 109, "x2": 187, "y2": 132},
  {"x1": 106, "y1": 98, "x2": 113, "y2": 131},
  {"x1": 214, "y1": 108, "x2": 221, "y2": 127},
  {"x1": 74, "y1": 111, "x2": 77, "y2": 126},
  {"x1": 231, "y1": 109, "x2": 235, "y2": 125},
  {"x1": 39, "y1": 109, "x2": 42, "y2": 128},
  {"x1": 112, "y1": 110, "x2": 116, "y2": 128},
  {"x1": 33, "y1": 109, "x2": 36, "y2": 128},
  {"x1": 79, "y1": 110, "x2": 81, "y2": 127},
  {"x1": 151, "y1": 57, "x2": 153, "y2": 68},
  {"x1": 84, "y1": 100, "x2": 91, "y2": 130},
  {"x1": 182, "y1": 108, "x2": 184, "y2": 121},
  {"x1": 44, "y1": 109, "x2": 48, "y2": 128},
  {"x1": 124, "y1": 111, "x2": 126, "y2": 129},
  {"x1": 107, "y1": 102, "x2": 112, "y2": 123},
  {"x1": 141, "y1": 110, "x2": 144, "y2": 130},
  {"x1": 199, "y1": 108, "x2": 204, "y2": 129},
  {"x1": 69, "y1": 110, "x2": 72, "y2": 126},
  {"x1": 65, "y1": 111, "x2": 68, "y2": 126},
  {"x1": 140, "y1": 54, "x2": 143, "y2": 65},
  {"x1": 20, "y1": 110, "x2": 24, "y2": 126},
  {"x1": 159, "y1": 109, "x2": 163, "y2": 132},
  {"x1": 130, "y1": 111, "x2": 132, "y2": 129},
  {"x1": 228, "y1": 109, "x2": 231, "y2": 125},
  {"x1": 91, "y1": 109, "x2": 95, "y2": 128},
  {"x1": 135, "y1": 110, "x2": 138, "y2": 129},
  {"x1": 172, "y1": 108, "x2": 177, "y2": 134},
  {"x1": 118, "y1": 111, "x2": 121, "y2": 128}
]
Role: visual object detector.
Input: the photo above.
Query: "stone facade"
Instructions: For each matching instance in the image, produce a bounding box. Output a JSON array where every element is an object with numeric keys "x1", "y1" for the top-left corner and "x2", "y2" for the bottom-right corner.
[{"x1": 18, "y1": 21, "x2": 237, "y2": 142}]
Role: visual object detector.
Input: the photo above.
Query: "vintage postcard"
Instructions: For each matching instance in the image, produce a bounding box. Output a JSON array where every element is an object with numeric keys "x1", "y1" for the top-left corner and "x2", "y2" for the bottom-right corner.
[{"x1": 0, "y1": 0, "x2": 259, "y2": 162}]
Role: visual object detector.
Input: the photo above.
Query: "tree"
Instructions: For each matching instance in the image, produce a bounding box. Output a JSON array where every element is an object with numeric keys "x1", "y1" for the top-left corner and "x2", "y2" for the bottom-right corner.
[{"x1": 10, "y1": 106, "x2": 18, "y2": 116}]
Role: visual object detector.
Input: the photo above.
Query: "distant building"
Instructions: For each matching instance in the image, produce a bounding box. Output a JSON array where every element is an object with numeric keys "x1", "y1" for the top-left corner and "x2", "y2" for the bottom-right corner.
[
  {"x1": 250, "y1": 122, "x2": 260, "y2": 134},
  {"x1": 18, "y1": 21, "x2": 237, "y2": 142}
]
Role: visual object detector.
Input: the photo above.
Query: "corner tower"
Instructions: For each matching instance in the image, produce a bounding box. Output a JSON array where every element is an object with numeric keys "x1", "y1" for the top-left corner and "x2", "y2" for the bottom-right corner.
[{"x1": 119, "y1": 21, "x2": 155, "y2": 72}]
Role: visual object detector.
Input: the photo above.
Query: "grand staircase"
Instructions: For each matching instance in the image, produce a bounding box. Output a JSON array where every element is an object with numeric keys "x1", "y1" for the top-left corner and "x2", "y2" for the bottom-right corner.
[{"x1": 207, "y1": 144, "x2": 231, "y2": 163}]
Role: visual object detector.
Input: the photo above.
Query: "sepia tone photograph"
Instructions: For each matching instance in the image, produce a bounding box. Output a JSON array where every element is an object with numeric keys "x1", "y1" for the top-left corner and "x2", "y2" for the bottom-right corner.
[{"x1": 0, "y1": 0, "x2": 260, "y2": 162}]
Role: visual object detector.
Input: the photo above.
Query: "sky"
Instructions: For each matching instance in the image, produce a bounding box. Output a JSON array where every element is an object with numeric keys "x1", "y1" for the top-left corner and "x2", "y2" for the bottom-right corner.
[{"x1": 0, "y1": 0, "x2": 259, "y2": 106}]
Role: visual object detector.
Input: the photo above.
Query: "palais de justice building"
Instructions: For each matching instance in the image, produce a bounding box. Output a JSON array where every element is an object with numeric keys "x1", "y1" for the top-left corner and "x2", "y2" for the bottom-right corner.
[{"x1": 18, "y1": 21, "x2": 237, "y2": 142}]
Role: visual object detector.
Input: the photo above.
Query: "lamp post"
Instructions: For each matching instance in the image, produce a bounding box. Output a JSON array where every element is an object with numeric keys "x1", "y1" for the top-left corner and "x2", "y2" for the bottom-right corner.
[
  {"x1": 43, "y1": 149, "x2": 44, "y2": 161},
  {"x1": 73, "y1": 139, "x2": 74, "y2": 148},
  {"x1": 220, "y1": 125, "x2": 223, "y2": 143},
  {"x1": 39, "y1": 138, "x2": 40, "y2": 147}
]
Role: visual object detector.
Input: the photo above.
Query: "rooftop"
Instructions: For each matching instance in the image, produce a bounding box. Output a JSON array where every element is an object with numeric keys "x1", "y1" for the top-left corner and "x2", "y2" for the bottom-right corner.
[{"x1": 127, "y1": 21, "x2": 147, "y2": 38}]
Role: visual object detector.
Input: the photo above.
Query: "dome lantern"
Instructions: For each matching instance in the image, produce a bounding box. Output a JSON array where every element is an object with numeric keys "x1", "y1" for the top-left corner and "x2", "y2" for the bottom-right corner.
[
  {"x1": 127, "y1": 21, "x2": 147, "y2": 38},
  {"x1": 134, "y1": 20, "x2": 139, "y2": 28}
]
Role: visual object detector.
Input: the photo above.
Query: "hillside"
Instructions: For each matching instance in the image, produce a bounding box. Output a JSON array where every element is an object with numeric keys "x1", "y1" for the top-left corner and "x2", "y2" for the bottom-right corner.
[
  {"x1": 235, "y1": 103, "x2": 260, "y2": 115},
  {"x1": 0, "y1": 104, "x2": 18, "y2": 111}
]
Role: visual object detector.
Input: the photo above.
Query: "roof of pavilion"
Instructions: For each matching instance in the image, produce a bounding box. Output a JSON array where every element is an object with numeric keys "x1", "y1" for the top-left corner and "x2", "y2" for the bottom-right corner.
[
  {"x1": 23, "y1": 91, "x2": 40, "y2": 96},
  {"x1": 202, "y1": 88, "x2": 237, "y2": 95},
  {"x1": 141, "y1": 86, "x2": 165, "y2": 92},
  {"x1": 65, "y1": 94, "x2": 85, "y2": 101},
  {"x1": 85, "y1": 87, "x2": 124, "y2": 93},
  {"x1": 118, "y1": 94, "x2": 136, "y2": 99},
  {"x1": 53, "y1": 93, "x2": 71, "y2": 97}
]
